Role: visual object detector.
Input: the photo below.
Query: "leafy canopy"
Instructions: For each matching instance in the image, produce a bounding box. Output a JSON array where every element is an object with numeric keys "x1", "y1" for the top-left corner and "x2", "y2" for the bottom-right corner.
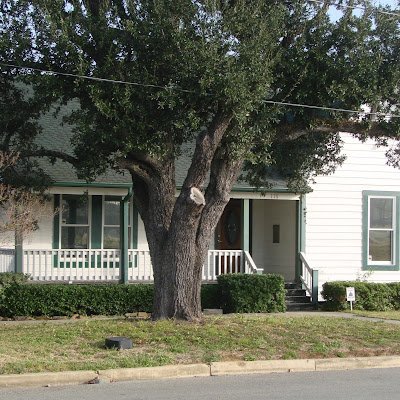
[{"x1": 1, "y1": 0, "x2": 399, "y2": 190}]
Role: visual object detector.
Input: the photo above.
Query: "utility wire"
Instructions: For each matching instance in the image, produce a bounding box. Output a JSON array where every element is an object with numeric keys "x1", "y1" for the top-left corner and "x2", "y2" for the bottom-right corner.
[
  {"x1": 0, "y1": 62, "x2": 198, "y2": 94},
  {"x1": 263, "y1": 100, "x2": 399, "y2": 118},
  {"x1": 308, "y1": 0, "x2": 400, "y2": 17},
  {"x1": 1, "y1": 62, "x2": 399, "y2": 119}
]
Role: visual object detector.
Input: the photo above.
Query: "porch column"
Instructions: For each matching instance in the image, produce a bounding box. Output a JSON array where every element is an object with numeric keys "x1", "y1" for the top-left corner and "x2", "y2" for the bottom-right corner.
[
  {"x1": 241, "y1": 199, "x2": 250, "y2": 252},
  {"x1": 296, "y1": 194, "x2": 306, "y2": 281},
  {"x1": 14, "y1": 228, "x2": 23, "y2": 273},
  {"x1": 240, "y1": 199, "x2": 250, "y2": 273},
  {"x1": 119, "y1": 187, "x2": 133, "y2": 284}
]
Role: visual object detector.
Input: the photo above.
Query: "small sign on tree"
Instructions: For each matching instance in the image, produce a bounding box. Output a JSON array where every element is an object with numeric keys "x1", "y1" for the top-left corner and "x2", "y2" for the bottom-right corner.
[{"x1": 346, "y1": 287, "x2": 356, "y2": 311}]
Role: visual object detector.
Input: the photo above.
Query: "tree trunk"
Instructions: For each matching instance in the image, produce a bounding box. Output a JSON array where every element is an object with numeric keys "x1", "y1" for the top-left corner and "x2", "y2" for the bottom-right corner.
[
  {"x1": 127, "y1": 111, "x2": 244, "y2": 321},
  {"x1": 149, "y1": 156, "x2": 244, "y2": 321},
  {"x1": 151, "y1": 232, "x2": 207, "y2": 320}
]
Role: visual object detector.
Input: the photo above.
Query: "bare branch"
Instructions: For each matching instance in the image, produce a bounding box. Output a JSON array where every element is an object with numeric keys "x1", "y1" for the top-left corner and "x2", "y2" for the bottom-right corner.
[{"x1": 0, "y1": 151, "x2": 58, "y2": 245}]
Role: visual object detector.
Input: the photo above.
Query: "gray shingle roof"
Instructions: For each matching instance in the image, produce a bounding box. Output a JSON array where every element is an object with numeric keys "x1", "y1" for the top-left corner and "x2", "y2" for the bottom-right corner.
[{"x1": 35, "y1": 101, "x2": 289, "y2": 191}]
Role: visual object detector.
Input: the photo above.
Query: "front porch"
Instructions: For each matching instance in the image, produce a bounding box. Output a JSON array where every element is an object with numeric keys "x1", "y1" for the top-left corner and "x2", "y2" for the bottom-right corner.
[
  {"x1": 0, "y1": 247, "x2": 319, "y2": 306},
  {"x1": 0, "y1": 248, "x2": 263, "y2": 282}
]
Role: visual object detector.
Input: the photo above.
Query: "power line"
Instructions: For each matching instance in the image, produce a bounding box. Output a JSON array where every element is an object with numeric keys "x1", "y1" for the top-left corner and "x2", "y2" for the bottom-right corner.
[
  {"x1": 308, "y1": 0, "x2": 400, "y2": 17},
  {"x1": 0, "y1": 62, "x2": 199, "y2": 94},
  {"x1": 263, "y1": 100, "x2": 399, "y2": 118},
  {"x1": 1, "y1": 62, "x2": 399, "y2": 119}
]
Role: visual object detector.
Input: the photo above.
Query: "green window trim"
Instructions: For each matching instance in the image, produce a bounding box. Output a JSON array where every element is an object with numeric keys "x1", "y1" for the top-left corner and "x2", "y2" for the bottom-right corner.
[
  {"x1": 60, "y1": 194, "x2": 90, "y2": 249},
  {"x1": 362, "y1": 191, "x2": 400, "y2": 271},
  {"x1": 91, "y1": 196, "x2": 102, "y2": 249},
  {"x1": 53, "y1": 193, "x2": 139, "y2": 251}
]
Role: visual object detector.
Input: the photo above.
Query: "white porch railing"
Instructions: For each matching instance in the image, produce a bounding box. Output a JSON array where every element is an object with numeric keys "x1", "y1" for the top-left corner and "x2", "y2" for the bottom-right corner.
[
  {"x1": 299, "y1": 251, "x2": 319, "y2": 305},
  {"x1": 15, "y1": 249, "x2": 257, "y2": 282},
  {"x1": 203, "y1": 250, "x2": 243, "y2": 281},
  {"x1": 0, "y1": 249, "x2": 15, "y2": 273},
  {"x1": 244, "y1": 251, "x2": 264, "y2": 275}
]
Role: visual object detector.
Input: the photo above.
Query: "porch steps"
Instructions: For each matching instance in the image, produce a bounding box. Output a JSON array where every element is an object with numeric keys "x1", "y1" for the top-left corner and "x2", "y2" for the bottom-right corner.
[{"x1": 285, "y1": 282, "x2": 315, "y2": 311}]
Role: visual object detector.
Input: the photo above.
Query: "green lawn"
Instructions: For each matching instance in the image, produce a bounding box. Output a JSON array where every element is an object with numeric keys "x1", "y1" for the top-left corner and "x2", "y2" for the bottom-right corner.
[{"x1": 1, "y1": 314, "x2": 400, "y2": 374}]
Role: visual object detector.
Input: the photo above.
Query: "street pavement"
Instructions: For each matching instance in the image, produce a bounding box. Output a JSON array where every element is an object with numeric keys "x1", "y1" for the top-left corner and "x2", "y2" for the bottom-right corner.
[{"x1": 1, "y1": 367, "x2": 400, "y2": 400}]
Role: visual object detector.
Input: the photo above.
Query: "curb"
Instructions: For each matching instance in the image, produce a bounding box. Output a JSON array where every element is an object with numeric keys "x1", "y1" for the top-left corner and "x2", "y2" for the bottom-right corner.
[
  {"x1": 99, "y1": 363, "x2": 210, "y2": 382},
  {"x1": 0, "y1": 370, "x2": 97, "y2": 389},
  {"x1": 210, "y1": 359, "x2": 315, "y2": 375},
  {"x1": 2, "y1": 356, "x2": 400, "y2": 389}
]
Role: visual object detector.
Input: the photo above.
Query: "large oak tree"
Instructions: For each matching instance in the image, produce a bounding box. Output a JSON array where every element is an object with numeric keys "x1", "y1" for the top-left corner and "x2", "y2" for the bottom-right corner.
[{"x1": 1, "y1": 0, "x2": 399, "y2": 320}]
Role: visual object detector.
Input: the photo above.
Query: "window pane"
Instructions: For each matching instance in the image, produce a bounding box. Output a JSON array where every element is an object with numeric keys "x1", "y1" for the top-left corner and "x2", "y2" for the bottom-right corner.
[
  {"x1": 103, "y1": 227, "x2": 132, "y2": 249},
  {"x1": 104, "y1": 227, "x2": 120, "y2": 249},
  {"x1": 61, "y1": 227, "x2": 89, "y2": 249},
  {"x1": 104, "y1": 200, "x2": 120, "y2": 226},
  {"x1": 62, "y1": 195, "x2": 88, "y2": 225},
  {"x1": 370, "y1": 198, "x2": 393, "y2": 229},
  {"x1": 104, "y1": 199, "x2": 131, "y2": 226},
  {"x1": 369, "y1": 230, "x2": 392, "y2": 262}
]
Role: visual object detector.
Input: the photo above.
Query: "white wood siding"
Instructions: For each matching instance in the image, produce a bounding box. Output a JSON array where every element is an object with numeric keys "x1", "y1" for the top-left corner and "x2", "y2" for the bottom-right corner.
[
  {"x1": 137, "y1": 215, "x2": 149, "y2": 250},
  {"x1": 22, "y1": 200, "x2": 54, "y2": 250},
  {"x1": 306, "y1": 133, "x2": 400, "y2": 296},
  {"x1": 252, "y1": 199, "x2": 296, "y2": 281}
]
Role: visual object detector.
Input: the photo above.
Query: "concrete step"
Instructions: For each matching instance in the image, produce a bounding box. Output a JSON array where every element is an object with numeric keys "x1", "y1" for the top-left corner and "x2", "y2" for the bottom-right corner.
[
  {"x1": 284, "y1": 282, "x2": 301, "y2": 290},
  {"x1": 284, "y1": 281, "x2": 315, "y2": 311},
  {"x1": 286, "y1": 288, "x2": 307, "y2": 297}
]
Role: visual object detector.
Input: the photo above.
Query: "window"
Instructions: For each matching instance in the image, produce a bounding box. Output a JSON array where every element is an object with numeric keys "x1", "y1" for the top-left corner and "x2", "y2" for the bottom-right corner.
[
  {"x1": 103, "y1": 197, "x2": 131, "y2": 249},
  {"x1": 272, "y1": 224, "x2": 280, "y2": 244},
  {"x1": 363, "y1": 192, "x2": 399, "y2": 270},
  {"x1": 61, "y1": 195, "x2": 89, "y2": 249},
  {"x1": 368, "y1": 197, "x2": 394, "y2": 263},
  {"x1": 54, "y1": 194, "x2": 135, "y2": 250}
]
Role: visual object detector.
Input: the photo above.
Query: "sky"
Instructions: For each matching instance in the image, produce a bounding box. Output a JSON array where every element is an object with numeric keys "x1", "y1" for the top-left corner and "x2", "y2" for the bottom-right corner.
[{"x1": 328, "y1": 0, "x2": 399, "y2": 21}]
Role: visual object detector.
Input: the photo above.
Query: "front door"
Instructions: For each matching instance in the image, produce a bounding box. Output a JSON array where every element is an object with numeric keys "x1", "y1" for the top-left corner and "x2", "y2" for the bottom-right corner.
[{"x1": 217, "y1": 199, "x2": 242, "y2": 273}]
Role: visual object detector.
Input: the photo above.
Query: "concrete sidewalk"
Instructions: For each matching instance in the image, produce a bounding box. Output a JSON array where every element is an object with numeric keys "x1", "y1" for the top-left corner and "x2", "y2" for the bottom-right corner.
[{"x1": 2, "y1": 311, "x2": 400, "y2": 325}]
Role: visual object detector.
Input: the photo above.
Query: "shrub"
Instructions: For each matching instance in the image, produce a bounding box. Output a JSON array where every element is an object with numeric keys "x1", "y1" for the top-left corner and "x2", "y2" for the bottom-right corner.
[
  {"x1": 0, "y1": 284, "x2": 154, "y2": 317},
  {"x1": 0, "y1": 277, "x2": 281, "y2": 317},
  {"x1": 321, "y1": 281, "x2": 397, "y2": 311},
  {"x1": 217, "y1": 274, "x2": 286, "y2": 313},
  {"x1": 0, "y1": 272, "x2": 31, "y2": 308},
  {"x1": 0, "y1": 283, "x2": 222, "y2": 317},
  {"x1": 0, "y1": 272, "x2": 30, "y2": 288},
  {"x1": 201, "y1": 284, "x2": 221, "y2": 309}
]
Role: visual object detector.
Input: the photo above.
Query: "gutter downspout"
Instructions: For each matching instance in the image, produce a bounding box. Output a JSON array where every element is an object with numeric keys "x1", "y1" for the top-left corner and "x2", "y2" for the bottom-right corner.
[{"x1": 120, "y1": 187, "x2": 133, "y2": 284}]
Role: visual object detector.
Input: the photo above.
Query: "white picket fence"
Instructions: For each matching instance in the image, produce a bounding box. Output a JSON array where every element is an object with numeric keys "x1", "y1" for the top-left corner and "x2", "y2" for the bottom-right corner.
[
  {"x1": 0, "y1": 248, "x2": 259, "y2": 282},
  {"x1": 0, "y1": 249, "x2": 15, "y2": 273}
]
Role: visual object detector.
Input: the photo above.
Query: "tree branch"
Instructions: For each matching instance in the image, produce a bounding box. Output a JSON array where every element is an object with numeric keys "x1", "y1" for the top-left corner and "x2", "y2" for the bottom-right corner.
[
  {"x1": 20, "y1": 149, "x2": 79, "y2": 166},
  {"x1": 182, "y1": 108, "x2": 233, "y2": 191},
  {"x1": 274, "y1": 120, "x2": 394, "y2": 143},
  {"x1": 195, "y1": 144, "x2": 244, "y2": 248}
]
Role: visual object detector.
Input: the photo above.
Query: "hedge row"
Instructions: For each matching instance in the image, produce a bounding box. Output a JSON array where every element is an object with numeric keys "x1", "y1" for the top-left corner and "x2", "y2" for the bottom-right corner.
[
  {"x1": 321, "y1": 281, "x2": 400, "y2": 311},
  {"x1": 0, "y1": 284, "x2": 154, "y2": 317},
  {"x1": 0, "y1": 273, "x2": 286, "y2": 317}
]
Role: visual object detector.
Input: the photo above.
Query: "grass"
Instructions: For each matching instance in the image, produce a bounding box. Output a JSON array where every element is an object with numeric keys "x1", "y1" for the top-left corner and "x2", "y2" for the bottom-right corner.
[{"x1": 2, "y1": 314, "x2": 400, "y2": 375}]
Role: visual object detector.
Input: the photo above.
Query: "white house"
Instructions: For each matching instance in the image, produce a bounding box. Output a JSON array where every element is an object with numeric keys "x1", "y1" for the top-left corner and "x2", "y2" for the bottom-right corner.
[
  {"x1": 1, "y1": 111, "x2": 400, "y2": 305},
  {"x1": 306, "y1": 132, "x2": 400, "y2": 298}
]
